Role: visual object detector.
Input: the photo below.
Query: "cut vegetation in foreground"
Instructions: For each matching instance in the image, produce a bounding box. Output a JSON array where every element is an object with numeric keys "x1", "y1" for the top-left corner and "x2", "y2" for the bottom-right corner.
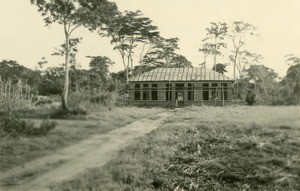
[
  {"x1": 52, "y1": 106, "x2": 300, "y2": 191},
  {"x1": 0, "y1": 107, "x2": 164, "y2": 173}
]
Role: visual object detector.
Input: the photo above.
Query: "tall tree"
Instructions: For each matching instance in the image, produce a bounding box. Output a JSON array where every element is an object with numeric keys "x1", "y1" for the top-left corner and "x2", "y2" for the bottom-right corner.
[
  {"x1": 87, "y1": 56, "x2": 114, "y2": 93},
  {"x1": 52, "y1": 37, "x2": 83, "y2": 92},
  {"x1": 52, "y1": 37, "x2": 82, "y2": 66},
  {"x1": 101, "y1": 10, "x2": 159, "y2": 82},
  {"x1": 198, "y1": 43, "x2": 214, "y2": 67},
  {"x1": 212, "y1": 63, "x2": 227, "y2": 74},
  {"x1": 0, "y1": 60, "x2": 41, "y2": 86},
  {"x1": 136, "y1": 37, "x2": 158, "y2": 75},
  {"x1": 229, "y1": 50, "x2": 263, "y2": 77},
  {"x1": 142, "y1": 37, "x2": 179, "y2": 67},
  {"x1": 284, "y1": 54, "x2": 300, "y2": 103},
  {"x1": 245, "y1": 65, "x2": 278, "y2": 104},
  {"x1": 38, "y1": 66, "x2": 64, "y2": 95},
  {"x1": 88, "y1": 56, "x2": 114, "y2": 83},
  {"x1": 228, "y1": 21, "x2": 257, "y2": 79},
  {"x1": 170, "y1": 54, "x2": 193, "y2": 68},
  {"x1": 31, "y1": 0, "x2": 118, "y2": 109},
  {"x1": 199, "y1": 22, "x2": 227, "y2": 68},
  {"x1": 36, "y1": 57, "x2": 48, "y2": 69}
]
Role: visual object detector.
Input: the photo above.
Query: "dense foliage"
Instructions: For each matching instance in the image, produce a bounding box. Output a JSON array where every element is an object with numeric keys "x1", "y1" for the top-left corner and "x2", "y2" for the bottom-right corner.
[
  {"x1": 0, "y1": 113, "x2": 57, "y2": 138},
  {"x1": 1, "y1": 55, "x2": 299, "y2": 106}
]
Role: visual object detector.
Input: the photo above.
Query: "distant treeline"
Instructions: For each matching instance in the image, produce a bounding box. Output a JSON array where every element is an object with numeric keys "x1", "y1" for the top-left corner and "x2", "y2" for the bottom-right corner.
[{"x1": 0, "y1": 58, "x2": 299, "y2": 106}]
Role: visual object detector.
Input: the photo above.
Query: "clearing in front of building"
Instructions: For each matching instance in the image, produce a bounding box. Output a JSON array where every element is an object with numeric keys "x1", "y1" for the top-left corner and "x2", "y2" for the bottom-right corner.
[{"x1": 52, "y1": 106, "x2": 300, "y2": 191}]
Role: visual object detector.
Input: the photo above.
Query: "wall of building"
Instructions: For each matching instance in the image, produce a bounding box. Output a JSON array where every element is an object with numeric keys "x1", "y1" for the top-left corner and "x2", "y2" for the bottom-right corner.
[
  {"x1": 129, "y1": 81, "x2": 234, "y2": 106},
  {"x1": 129, "y1": 100, "x2": 235, "y2": 107}
]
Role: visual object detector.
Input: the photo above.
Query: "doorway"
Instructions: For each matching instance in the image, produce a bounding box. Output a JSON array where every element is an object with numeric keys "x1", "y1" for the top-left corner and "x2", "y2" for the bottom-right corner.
[{"x1": 175, "y1": 84, "x2": 184, "y2": 106}]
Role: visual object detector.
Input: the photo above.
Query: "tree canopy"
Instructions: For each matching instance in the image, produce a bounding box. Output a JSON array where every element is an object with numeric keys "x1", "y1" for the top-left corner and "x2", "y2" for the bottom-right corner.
[
  {"x1": 212, "y1": 63, "x2": 227, "y2": 74},
  {"x1": 31, "y1": 0, "x2": 118, "y2": 109},
  {"x1": 101, "y1": 10, "x2": 159, "y2": 82},
  {"x1": 199, "y1": 22, "x2": 228, "y2": 68}
]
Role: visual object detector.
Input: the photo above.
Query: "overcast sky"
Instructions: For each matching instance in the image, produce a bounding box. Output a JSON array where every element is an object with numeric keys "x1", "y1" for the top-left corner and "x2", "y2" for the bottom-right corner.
[{"x1": 0, "y1": 0, "x2": 300, "y2": 77}]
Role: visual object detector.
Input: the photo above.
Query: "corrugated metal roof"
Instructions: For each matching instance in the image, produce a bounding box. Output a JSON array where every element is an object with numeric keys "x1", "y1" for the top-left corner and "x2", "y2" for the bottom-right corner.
[{"x1": 129, "y1": 67, "x2": 234, "y2": 82}]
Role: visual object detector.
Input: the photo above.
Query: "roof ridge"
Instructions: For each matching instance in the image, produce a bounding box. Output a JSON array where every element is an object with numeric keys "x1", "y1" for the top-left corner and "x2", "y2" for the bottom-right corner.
[{"x1": 129, "y1": 67, "x2": 233, "y2": 82}]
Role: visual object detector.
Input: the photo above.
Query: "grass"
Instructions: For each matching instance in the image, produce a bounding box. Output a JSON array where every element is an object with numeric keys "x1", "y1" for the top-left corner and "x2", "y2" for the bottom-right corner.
[
  {"x1": 0, "y1": 107, "x2": 164, "y2": 172},
  {"x1": 51, "y1": 106, "x2": 300, "y2": 191}
]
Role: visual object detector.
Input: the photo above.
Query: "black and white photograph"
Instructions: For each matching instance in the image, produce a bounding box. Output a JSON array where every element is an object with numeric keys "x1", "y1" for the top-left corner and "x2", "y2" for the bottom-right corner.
[{"x1": 0, "y1": 0, "x2": 300, "y2": 190}]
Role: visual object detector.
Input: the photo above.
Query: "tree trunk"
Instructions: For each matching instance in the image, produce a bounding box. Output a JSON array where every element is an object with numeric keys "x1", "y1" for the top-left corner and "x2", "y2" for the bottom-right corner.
[
  {"x1": 213, "y1": 54, "x2": 217, "y2": 79},
  {"x1": 213, "y1": 37, "x2": 217, "y2": 70},
  {"x1": 126, "y1": 54, "x2": 131, "y2": 84},
  {"x1": 213, "y1": 54, "x2": 216, "y2": 69},
  {"x1": 119, "y1": 52, "x2": 128, "y2": 84},
  {"x1": 62, "y1": 24, "x2": 70, "y2": 110},
  {"x1": 204, "y1": 53, "x2": 207, "y2": 67},
  {"x1": 126, "y1": 68, "x2": 129, "y2": 84},
  {"x1": 233, "y1": 50, "x2": 238, "y2": 80}
]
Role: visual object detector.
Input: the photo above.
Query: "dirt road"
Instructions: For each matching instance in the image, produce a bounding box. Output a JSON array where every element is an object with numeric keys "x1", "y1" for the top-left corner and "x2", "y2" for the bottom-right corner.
[{"x1": 0, "y1": 112, "x2": 170, "y2": 191}]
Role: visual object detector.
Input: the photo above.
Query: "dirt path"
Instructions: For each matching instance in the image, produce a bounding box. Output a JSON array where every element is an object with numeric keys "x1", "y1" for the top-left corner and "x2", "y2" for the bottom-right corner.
[{"x1": 0, "y1": 112, "x2": 170, "y2": 191}]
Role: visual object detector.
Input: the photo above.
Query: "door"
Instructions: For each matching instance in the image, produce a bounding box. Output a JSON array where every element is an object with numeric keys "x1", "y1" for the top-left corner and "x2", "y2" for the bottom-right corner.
[
  {"x1": 175, "y1": 83, "x2": 185, "y2": 106},
  {"x1": 176, "y1": 91, "x2": 184, "y2": 106}
]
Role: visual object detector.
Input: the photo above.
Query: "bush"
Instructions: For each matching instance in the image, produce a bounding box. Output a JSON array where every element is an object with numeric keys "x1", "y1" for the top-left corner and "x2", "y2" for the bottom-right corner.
[
  {"x1": 107, "y1": 82, "x2": 117, "y2": 92},
  {"x1": 50, "y1": 106, "x2": 87, "y2": 119},
  {"x1": 0, "y1": 113, "x2": 57, "y2": 137},
  {"x1": 0, "y1": 113, "x2": 34, "y2": 137},
  {"x1": 90, "y1": 95, "x2": 106, "y2": 104},
  {"x1": 90, "y1": 93, "x2": 116, "y2": 109},
  {"x1": 69, "y1": 106, "x2": 87, "y2": 115},
  {"x1": 34, "y1": 98, "x2": 52, "y2": 106},
  {"x1": 246, "y1": 91, "x2": 256, "y2": 106},
  {"x1": 272, "y1": 94, "x2": 300, "y2": 106},
  {"x1": 38, "y1": 120, "x2": 57, "y2": 135},
  {"x1": 68, "y1": 90, "x2": 91, "y2": 108},
  {"x1": 14, "y1": 104, "x2": 57, "y2": 119}
]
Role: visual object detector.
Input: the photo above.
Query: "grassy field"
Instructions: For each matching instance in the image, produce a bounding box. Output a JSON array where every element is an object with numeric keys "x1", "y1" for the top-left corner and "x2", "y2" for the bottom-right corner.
[
  {"x1": 0, "y1": 107, "x2": 164, "y2": 172},
  {"x1": 52, "y1": 106, "x2": 300, "y2": 191}
]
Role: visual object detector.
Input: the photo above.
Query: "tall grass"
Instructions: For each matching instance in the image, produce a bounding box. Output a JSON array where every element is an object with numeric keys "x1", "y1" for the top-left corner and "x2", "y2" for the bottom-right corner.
[
  {"x1": 68, "y1": 89, "x2": 117, "y2": 110},
  {"x1": 52, "y1": 106, "x2": 300, "y2": 191},
  {"x1": 0, "y1": 78, "x2": 32, "y2": 112}
]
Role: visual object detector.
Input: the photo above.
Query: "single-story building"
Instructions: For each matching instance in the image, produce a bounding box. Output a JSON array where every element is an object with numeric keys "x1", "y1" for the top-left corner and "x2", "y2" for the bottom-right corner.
[{"x1": 128, "y1": 67, "x2": 235, "y2": 106}]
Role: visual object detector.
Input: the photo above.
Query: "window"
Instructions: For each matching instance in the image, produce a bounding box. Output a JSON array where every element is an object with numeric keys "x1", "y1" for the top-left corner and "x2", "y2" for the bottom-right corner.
[
  {"x1": 134, "y1": 91, "x2": 140, "y2": 100},
  {"x1": 188, "y1": 83, "x2": 194, "y2": 101},
  {"x1": 143, "y1": 84, "x2": 149, "y2": 100},
  {"x1": 134, "y1": 84, "x2": 140, "y2": 100},
  {"x1": 134, "y1": 84, "x2": 140, "y2": 89},
  {"x1": 203, "y1": 83, "x2": 209, "y2": 100},
  {"x1": 212, "y1": 83, "x2": 218, "y2": 100},
  {"x1": 175, "y1": 83, "x2": 184, "y2": 90},
  {"x1": 166, "y1": 83, "x2": 172, "y2": 100},
  {"x1": 221, "y1": 83, "x2": 228, "y2": 100},
  {"x1": 151, "y1": 84, "x2": 158, "y2": 100}
]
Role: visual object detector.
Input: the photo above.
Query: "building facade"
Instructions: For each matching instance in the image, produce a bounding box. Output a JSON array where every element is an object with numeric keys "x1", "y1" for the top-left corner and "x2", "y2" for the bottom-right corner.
[{"x1": 128, "y1": 67, "x2": 234, "y2": 106}]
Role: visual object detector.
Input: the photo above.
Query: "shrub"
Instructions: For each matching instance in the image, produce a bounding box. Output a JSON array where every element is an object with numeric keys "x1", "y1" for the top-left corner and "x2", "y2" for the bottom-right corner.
[
  {"x1": 107, "y1": 82, "x2": 117, "y2": 92},
  {"x1": 89, "y1": 93, "x2": 116, "y2": 109},
  {"x1": 32, "y1": 96, "x2": 52, "y2": 106},
  {"x1": 68, "y1": 90, "x2": 91, "y2": 108},
  {"x1": 69, "y1": 106, "x2": 87, "y2": 115},
  {"x1": 246, "y1": 91, "x2": 256, "y2": 106},
  {"x1": 14, "y1": 104, "x2": 57, "y2": 119},
  {"x1": 0, "y1": 113, "x2": 57, "y2": 137},
  {"x1": 90, "y1": 95, "x2": 106, "y2": 104},
  {"x1": 50, "y1": 106, "x2": 87, "y2": 119},
  {"x1": 0, "y1": 113, "x2": 34, "y2": 137},
  {"x1": 38, "y1": 120, "x2": 57, "y2": 135}
]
